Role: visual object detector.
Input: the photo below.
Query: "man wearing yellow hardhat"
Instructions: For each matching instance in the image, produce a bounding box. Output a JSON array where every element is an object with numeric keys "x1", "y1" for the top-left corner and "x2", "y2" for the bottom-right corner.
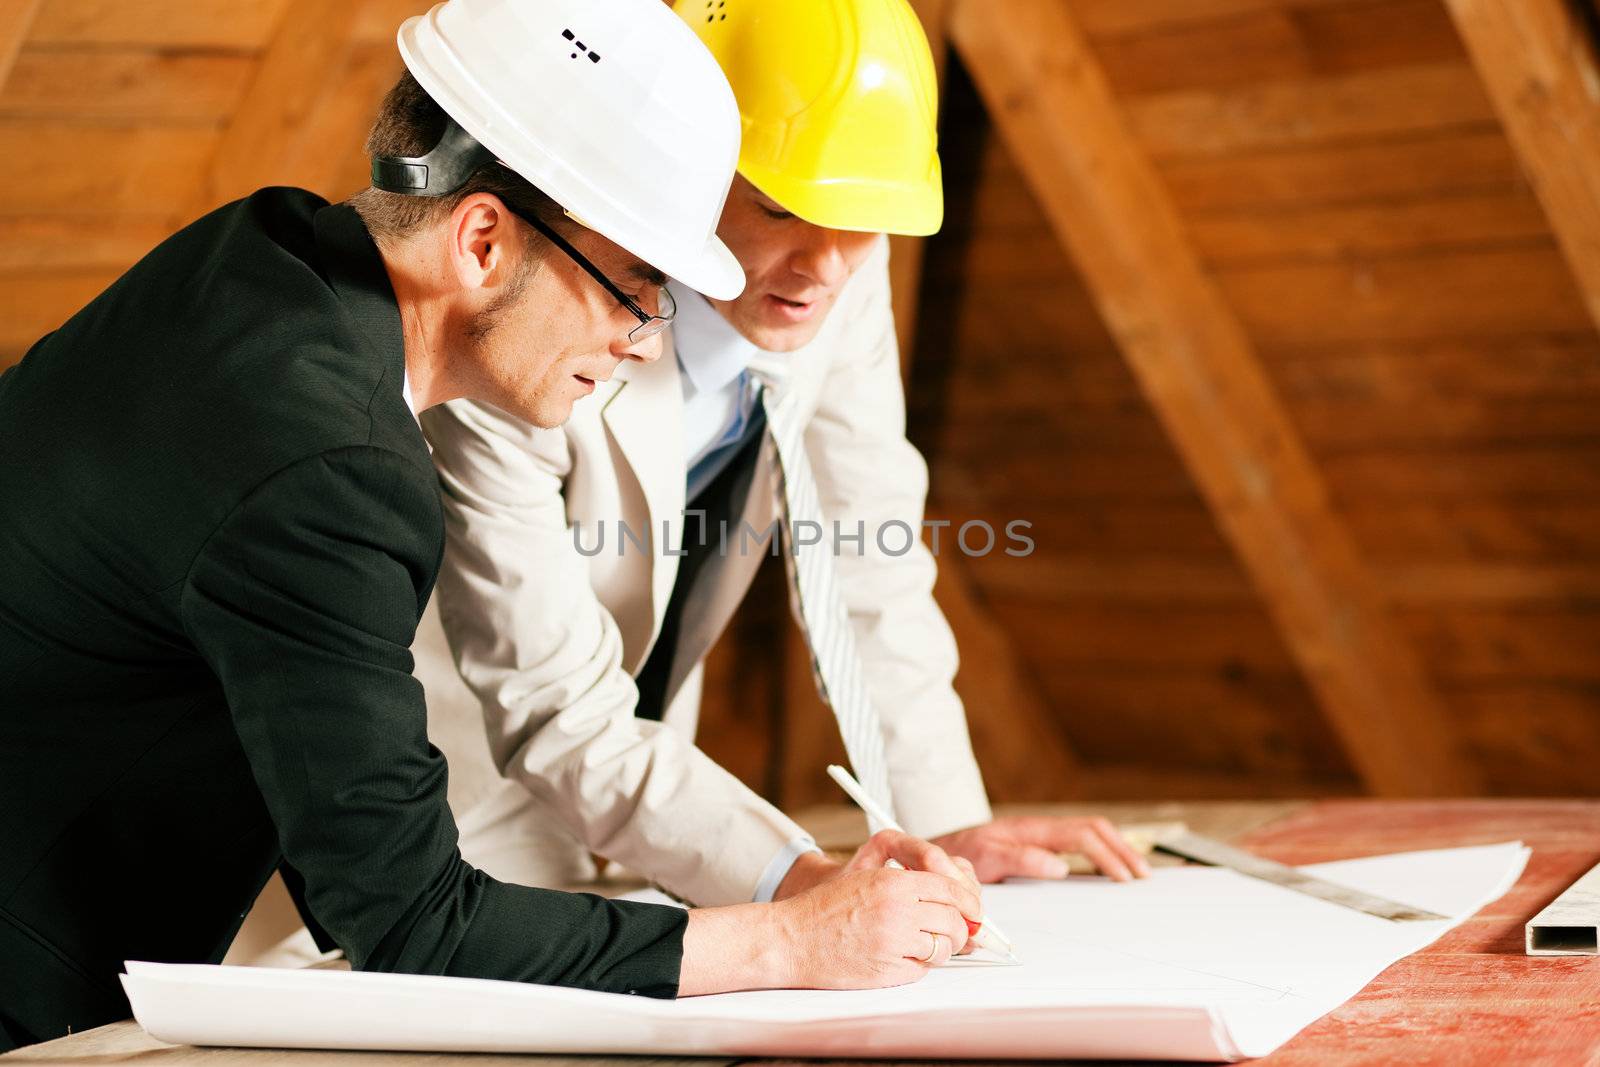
[
  {"x1": 419, "y1": 0, "x2": 1147, "y2": 917},
  {"x1": 0, "y1": 0, "x2": 992, "y2": 1050}
]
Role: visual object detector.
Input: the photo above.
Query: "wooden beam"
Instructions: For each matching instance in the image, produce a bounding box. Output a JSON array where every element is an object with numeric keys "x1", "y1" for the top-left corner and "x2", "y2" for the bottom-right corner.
[
  {"x1": 948, "y1": 0, "x2": 1480, "y2": 796},
  {"x1": 1444, "y1": 0, "x2": 1600, "y2": 336},
  {"x1": 0, "y1": 0, "x2": 43, "y2": 95},
  {"x1": 187, "y1": 0, "x2": 373, "y2": 216}
]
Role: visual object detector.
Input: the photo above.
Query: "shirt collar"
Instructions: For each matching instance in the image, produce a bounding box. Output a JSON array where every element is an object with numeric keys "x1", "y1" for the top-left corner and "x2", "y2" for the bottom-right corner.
[{"x1": 667, "y1": 279, "x2": 761, "y2": 397}]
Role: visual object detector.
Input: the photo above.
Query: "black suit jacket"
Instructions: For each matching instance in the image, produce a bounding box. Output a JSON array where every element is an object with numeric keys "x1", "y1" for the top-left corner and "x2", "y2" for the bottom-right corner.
[{"x1": 0, "y1": 189, "x2": 685, "y2": 1051}]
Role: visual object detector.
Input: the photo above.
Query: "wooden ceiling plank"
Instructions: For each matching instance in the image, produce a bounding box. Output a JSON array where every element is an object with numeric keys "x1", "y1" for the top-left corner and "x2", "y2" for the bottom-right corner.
[
  {"x1": 1124, "y1": 62, "x2": 1497, "y2": 161},
  {"x1": 1092, "y1": 0, "x2": 1467, "y2": 98},
  {"x1": 29, "y1": 0, "x2": 292, "y2": 50},
  {"x1": 0, "y1": 48, "x2": 254, "y2": 124},
  {"x1": 931, "y1": 544, "x2": 1088, "y2": 802},
  {"x1": 0, "y1": 216, "x2": 175, "y2": 272},
  {"x1": 3, "y1": 120, "x2": 220, "y2": 217},
  {"x1": 0, "y1": 0, "x2": 44, "y2": 94},
  {"x1": 1162, "y1": 127, "x2": 1521, "y2": 213},
  {"x1": 1070, "y1": 0, "x2": 1356, "y2": 39},
  {"x1": 948, "y1": 0, "x2": 1480, "y2": 796},
  {"x1": 1444, "y1": 0, "x2": 1600, "y2": 338}
]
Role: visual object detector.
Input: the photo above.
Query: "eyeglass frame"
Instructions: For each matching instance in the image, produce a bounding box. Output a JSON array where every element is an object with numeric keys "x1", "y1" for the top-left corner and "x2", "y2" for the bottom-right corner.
[
  {"x1": 366, "y1": 123, "x2": 674, "y2": 345},
  {"x1": 500, "y1": 201, "x2": 675, "y2": 345}
]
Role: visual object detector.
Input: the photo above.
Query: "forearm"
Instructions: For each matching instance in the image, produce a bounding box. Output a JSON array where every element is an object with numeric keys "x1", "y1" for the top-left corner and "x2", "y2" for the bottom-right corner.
[
  {"x1": 678, "y1": 903, "x2": 797, "y2": 996},
  {"x1": 428, "y1": 875, "x2": 686, "y2": 997}
]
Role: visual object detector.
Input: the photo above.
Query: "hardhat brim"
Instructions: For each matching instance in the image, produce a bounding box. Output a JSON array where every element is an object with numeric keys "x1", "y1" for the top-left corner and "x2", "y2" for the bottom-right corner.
[
  {"x1": 741, "y1": 158, "x2": 944, "y2": 238},
  {"x1": 635, "y1": 229, "x2": 747, "y2": 302}
]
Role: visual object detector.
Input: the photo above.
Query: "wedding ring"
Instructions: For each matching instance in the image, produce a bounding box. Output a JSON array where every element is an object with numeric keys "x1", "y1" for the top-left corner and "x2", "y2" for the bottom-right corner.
[{"x1": 917, "y1": 932, "x2": 945, "y2": 964}]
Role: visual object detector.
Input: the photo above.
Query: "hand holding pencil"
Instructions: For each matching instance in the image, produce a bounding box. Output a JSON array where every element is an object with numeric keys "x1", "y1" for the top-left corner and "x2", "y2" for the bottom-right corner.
[{"x1": 828, "y1": 764, "x2": 1021, "y2": 964}]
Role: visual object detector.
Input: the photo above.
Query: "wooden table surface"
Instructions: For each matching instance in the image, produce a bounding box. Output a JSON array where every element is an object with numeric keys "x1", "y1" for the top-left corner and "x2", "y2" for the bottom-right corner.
[{"x1": 5, "y1": 800, "x2": 1597, "y2": 1066}]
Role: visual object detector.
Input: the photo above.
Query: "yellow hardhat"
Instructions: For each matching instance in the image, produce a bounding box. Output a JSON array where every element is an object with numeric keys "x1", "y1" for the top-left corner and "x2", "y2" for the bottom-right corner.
[{"x1": 675, "y1": 0, "x2": 943, "y2": 236}]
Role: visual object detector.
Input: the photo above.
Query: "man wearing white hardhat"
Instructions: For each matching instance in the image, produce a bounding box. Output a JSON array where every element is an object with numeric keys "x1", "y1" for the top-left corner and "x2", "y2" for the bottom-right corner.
[
  {"x1": 0, "y1": 0, "x2": 984, "y2": 1051},
  {"x1": 420, "y1": 0, "x2": 1149, "y2": 923}
]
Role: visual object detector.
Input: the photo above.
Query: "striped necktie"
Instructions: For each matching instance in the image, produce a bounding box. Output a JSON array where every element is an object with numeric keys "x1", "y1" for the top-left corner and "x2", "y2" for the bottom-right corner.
[{"x1": 755, "y1": 376, "x2": 896, "y2": 826}]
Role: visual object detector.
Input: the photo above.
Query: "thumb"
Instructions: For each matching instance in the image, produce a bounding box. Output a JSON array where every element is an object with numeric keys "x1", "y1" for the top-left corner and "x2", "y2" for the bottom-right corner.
[{"x1": 994, "y1": 842, "x2": 1070, "y2": 880}]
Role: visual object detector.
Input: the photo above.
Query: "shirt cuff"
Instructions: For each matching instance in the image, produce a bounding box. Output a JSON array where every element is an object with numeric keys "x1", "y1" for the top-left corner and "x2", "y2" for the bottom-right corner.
[{"x1": 751, "y1": 835, "x2": 823, "y2": 903}]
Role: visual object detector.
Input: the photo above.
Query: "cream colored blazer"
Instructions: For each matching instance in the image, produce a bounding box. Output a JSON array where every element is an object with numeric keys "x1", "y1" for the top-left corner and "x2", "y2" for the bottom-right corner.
[{"x1": 417, "y1": 238, "x2": 991, "y2": 907}]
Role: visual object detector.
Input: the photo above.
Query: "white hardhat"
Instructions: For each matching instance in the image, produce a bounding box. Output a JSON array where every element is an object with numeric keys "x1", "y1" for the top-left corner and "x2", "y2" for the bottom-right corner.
[{"x1": 395, "y1": 0, "x2": 745, "y2": 300}]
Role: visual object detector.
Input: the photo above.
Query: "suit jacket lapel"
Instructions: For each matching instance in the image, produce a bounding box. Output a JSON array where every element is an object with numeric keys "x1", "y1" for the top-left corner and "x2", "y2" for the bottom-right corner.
[{"x1": 601, "y1": 336, "x2": 687, "y2": 654}]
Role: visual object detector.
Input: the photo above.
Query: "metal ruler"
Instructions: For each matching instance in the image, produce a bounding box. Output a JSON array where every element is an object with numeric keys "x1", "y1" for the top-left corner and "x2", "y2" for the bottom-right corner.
[{"x1": 1156, "y1": 831, "x2": 1448, "y2": 922}]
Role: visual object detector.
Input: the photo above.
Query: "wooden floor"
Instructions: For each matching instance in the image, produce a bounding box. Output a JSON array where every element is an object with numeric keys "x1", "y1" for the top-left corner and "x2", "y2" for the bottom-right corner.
[{"x1": 5, "y1": 800, "x2": 1597, "y2": 1066}]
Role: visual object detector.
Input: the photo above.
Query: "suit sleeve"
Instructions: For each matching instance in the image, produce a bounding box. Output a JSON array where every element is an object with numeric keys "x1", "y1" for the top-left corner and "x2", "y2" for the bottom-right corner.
[
  {"x1": 804, "y1": 239, "x2": 994, "y2": 839},
  {"x1": 419, "y1": 400, "x2": 807, "y2": 907},
  {"x1": 180, "y1": 445, "x2": 685, "y2": 995}
]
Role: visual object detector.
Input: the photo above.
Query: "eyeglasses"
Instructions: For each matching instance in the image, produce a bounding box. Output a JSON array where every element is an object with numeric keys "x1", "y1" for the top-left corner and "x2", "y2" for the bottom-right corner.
[{"x1": 503, "y1": 203, "x2": 675, "y2": 344}]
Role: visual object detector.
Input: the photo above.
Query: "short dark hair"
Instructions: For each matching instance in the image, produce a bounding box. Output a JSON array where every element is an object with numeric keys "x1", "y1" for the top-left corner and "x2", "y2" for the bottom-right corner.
[{"x1": 349, "y1": 70, "x2": 568, "y2": 246}]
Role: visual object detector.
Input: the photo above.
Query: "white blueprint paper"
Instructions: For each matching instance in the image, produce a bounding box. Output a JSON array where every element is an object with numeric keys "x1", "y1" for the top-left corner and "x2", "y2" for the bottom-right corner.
[{"x1": 122, "y1": 841, "x2": 1529, "y2": 1062}]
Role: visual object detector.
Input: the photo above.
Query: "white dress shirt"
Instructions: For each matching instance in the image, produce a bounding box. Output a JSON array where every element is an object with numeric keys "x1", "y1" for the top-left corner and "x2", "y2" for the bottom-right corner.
[{"x1": 670, "y1": 282, "x2": 765, "y2": 502}]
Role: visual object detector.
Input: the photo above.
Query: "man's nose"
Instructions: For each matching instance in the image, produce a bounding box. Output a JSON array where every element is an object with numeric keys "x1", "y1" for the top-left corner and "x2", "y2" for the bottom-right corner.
[
  {"x1": 615, "y1": 328, "x2": 663, "y2": 364},
  {"x1": 791, "y1": 232, "x2": 849, "y2": 289}
]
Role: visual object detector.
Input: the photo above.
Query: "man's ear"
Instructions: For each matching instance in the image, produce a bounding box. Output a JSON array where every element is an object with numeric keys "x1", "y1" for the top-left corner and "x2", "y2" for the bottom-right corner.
[{"x1": 447, "y1": 193, "x2": 520, "y2": 292}]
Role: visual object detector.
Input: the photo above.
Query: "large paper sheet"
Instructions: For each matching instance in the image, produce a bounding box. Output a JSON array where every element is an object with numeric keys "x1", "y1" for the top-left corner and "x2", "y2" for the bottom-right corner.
[{"x1": 122, "y1": 842, "x2": 1528, "y2": 1061}]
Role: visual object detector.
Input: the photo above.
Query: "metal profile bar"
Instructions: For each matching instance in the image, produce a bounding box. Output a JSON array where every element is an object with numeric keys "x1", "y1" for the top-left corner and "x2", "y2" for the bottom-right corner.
[{"x1": 1526, "y1": 860, "x2": 1600, "y2": 955}]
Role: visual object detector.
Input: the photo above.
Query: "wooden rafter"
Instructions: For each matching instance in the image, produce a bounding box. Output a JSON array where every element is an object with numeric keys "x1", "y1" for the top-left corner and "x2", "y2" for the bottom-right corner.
[
  {"x1": 948, "y1": 0, "x2": 1479, "y2": 796},
  {"x1": 0, "y1": 0, "x2": 43, "y2": 94},
  {"x1": 1444, "y1": 0, "x2": 1600, "y2": 335}
]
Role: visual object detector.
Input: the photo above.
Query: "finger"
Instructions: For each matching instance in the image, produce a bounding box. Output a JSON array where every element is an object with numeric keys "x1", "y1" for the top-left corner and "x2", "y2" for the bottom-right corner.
[
  {"x1": 922, "y1": 931, "x2": 955, "y2": 968},
  {"x1": 986, "y1": 814, "x2": 1062, "y2": 847},
  {"x1": 880, "y1": 832, "x2": 973, "y2": 886},
  {"x1": 1000, "y1": 815, "x2": 1123, "y2": 858},
  {"x1": 846, "y1": 829, "x2": 899, "y2": 871},
  {"x1": 952, "y1": 855, "x2": 979, "y2": 885},
  {"x1": 1093, "y1": 817, "x2": 1151, "y2": 878},
  {"x1": 902, "y1": 869, "x2": 984, "y2": 923},
  {"x1": 966, "y1": 839, "x2": 1067, "y2": 881},
  {"x1": 900, "y1": 929, "x2": 950, "y2": 967},
  {"x1": 1078, "y1": 831, "x2": 1135, "y2": 882},
  {"x1": 912, "y1": 899, "x2": 971, "y2": 945},
  {"x1": 1003, "y1": 843, "x2": 1072, "y2": 880}
]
